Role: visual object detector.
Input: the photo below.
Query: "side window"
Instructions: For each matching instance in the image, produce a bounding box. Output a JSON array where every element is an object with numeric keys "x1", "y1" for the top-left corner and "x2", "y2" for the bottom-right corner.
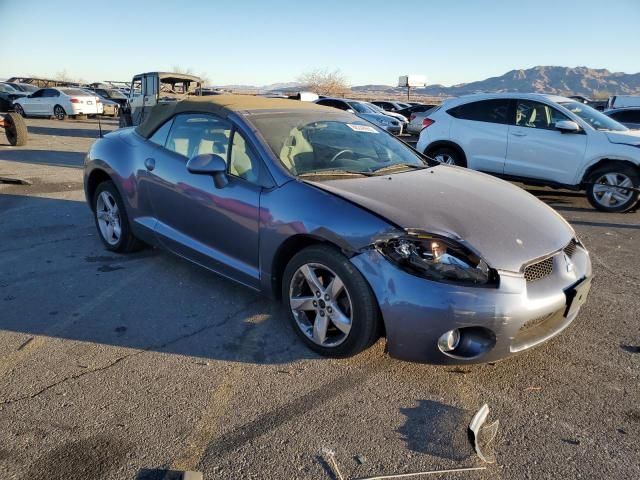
[
  {"x1": 316, "y1": 99, "x2": 335, "y2": 108},
  {"x1": 229, "y1": 130, "x2": 259, "y2": 182},
  {"x1": 614, "y1": 110, "x2": 640, "y2": 123},
  {"x1": 30, "y1": 89, "x2": 44, "y2": 98},
  {"x1": 44, "y1": 89, "x2": 60, "y2": 98},
  {"x1": 165, "y1": 114, "x2": 231, "y2": 160},
  {"x1": 515, "y1": 100, "x2": 569, "y2": 130},
  {"x1": 448, "y1": 100, "x2": 509, "y2": 124},
  {"x1": 131, "y1": 78, "x2": 142, "y2": 97},
  {"x1": 144, "y1": 76, "x2": 157, "y2": 97},
  {"x1": 149, "y1": 119, "x2": 173, "y2": 147}
]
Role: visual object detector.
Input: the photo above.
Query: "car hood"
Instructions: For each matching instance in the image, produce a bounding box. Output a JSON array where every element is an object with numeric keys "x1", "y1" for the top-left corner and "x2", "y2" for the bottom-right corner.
[
  {"x1": 605, "y1": 130, "x2": 640, "y2": 146},
  {"x1": 307, "y1": 166, "x2": 574, "y2": 273}
]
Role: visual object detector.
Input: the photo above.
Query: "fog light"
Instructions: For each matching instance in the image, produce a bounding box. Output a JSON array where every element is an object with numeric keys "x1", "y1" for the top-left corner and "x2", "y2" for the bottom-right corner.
[{"x1": 438, "y1": 329, "x2": 460, "y2": 352}]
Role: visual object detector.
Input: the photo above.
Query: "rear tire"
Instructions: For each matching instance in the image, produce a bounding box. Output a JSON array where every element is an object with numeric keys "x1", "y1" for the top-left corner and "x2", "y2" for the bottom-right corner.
[
  {"x1": 586, "y1": 164, "x2": 639, "y2": 213},
  {"x1": 53, "y1": 105, "x2": 67, "y2": 121},
  {"x1": 427, "y1": 146, "x2": 466, "y2": 167},
  {"x1": 282, "y1": 245, "x2": 381, "y2": 358},
  {"x1": 93, "y1": 181, "x2": 144, "y2": 253},
  {"x1": 4, "y1": 112, "x2": 28, "y2": 146}
]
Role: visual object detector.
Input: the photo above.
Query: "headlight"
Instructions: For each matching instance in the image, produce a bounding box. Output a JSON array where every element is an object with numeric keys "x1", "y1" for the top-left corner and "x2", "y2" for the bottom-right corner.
[
  {"x1": 376, "y1": 232, "x2": 498, "y2": 286},
  {"x1": 377, "y1": 118, "x2": 392, "y2": 126}
]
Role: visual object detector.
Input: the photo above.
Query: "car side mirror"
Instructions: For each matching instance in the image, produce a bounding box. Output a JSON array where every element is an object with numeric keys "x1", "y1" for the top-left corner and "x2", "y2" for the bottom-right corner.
[
  {"x1": 186, "y1": 153, "x2": 228, "y2": 188},
  {"x1": 556, "y1": 120, "x2": 581, "y2": 133}
]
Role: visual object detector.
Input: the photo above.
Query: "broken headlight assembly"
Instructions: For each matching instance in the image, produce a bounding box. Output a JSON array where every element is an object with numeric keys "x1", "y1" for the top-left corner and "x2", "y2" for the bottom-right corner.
[{"x1": 376, "y1": 233, "x2": 499, "y2": 287}]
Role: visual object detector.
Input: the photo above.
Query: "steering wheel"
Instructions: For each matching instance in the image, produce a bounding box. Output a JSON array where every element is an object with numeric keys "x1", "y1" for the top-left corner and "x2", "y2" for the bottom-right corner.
[{"x1": 329, "y1": 149, "x2": 354, "y2": 163}]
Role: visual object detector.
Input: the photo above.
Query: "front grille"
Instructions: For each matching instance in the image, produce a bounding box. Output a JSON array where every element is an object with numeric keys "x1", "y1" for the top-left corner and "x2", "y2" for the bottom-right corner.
[
  {"x1": 564, "y1": 239, "x2": 577, "y2": 258},
  {"x1": 524, "y1": 256, "x2": 554, "y2": 282}
]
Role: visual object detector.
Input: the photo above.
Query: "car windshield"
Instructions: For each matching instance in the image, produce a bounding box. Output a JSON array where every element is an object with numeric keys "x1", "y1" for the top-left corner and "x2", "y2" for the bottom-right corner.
[
  {"x1": 366, "y1": 102, "x2": 384, "y2": 112},
  {"x1": 0, "y1": 83, "x2": 18, "y2": 93},
  {"x1": 13, "y1": 83, "x2": 37, "y2": 92},
  {"x1": 249, "y1": 111, "x2": 426, "y2": 177},
  {"x1": 347, "y1": 102, "x2": 376, "y2": 114},
  {"x1": 107, "y1": 89, "x2": 127, "y2": 99},
  {"x1": 559, "y1": 101, "x2": 628, "y2": 132},
  {"x1": 61, "y1": 88, "x2": 92, "y2": 96}
]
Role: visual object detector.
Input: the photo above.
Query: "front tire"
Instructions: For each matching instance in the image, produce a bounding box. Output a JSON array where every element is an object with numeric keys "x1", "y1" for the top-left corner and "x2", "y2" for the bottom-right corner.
[
  {"x1": 14, "y1": 104, "x2": 26, "y2": 117},
  {"x1": 4, "y1": 112, "x2": 28, "y2": 146},
  {"x1": 426, "y1": 146, "x2": 466, "y2": 167},
  {"x1": 586, "y1": 164, "x2": 639, "y2": 213},
  {"x1": 93, "y1": 181, "x2": 143, "y2": 252},
  {"x1": 53, "y1": 105, "x2": 67, "y2": 121},
  {"x1": 282, "y1": 245, "x2": 381, "y2": 358}
]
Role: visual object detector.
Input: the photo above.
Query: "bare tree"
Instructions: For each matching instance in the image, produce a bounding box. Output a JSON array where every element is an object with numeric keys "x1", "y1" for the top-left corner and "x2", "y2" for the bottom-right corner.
[{"x1": 297, "y1": 68, "x2": 350, "y2": 97}]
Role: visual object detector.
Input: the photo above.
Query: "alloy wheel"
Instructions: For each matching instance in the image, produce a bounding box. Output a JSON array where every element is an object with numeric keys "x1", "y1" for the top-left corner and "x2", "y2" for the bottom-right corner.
[
  {"x1": 592, "y1": 172, "x2": 634, "y2": 208},
  {"x1": 96, "y1": 191, "x2": 122, "y2": 246},
  {"x1": 434, "y1": 153, "x2": 455, "y2": 165},
  {"x1": 289, "y1": 263, "x2": 353, "y2": 347},
  {"x1": 54, "y1": 106, "x2": 65, "y2": 120}
]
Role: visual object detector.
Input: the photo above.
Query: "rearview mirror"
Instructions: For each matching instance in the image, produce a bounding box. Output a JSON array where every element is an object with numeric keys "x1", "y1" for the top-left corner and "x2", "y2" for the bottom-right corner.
[
  {"x1": 556, "y1": 120, "x2": 581, "y2": 133},
  {"x1": 186, "y1": 153, "x2": 228, "y2": 188}
]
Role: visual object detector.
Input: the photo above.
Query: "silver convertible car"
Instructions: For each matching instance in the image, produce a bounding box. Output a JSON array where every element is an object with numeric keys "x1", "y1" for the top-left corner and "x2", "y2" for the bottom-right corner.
[{"x1": 84, "y1": 96, "x2": 592, "y2": 364}]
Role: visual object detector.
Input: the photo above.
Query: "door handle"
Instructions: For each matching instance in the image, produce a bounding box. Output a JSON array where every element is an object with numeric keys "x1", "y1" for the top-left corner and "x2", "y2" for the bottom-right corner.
[
  {"x1": 144, "y1": 158, "x2": 156, "y2": 171},
  {"x1": 511, "y1": 131, "x2": 527, "y2": 137}
]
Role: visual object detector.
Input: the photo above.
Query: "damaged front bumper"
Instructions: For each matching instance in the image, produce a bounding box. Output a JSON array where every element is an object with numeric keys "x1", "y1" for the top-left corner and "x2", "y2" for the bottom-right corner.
[{"x1": 350, "y1": 243, "x2": 592, "y2": 364}]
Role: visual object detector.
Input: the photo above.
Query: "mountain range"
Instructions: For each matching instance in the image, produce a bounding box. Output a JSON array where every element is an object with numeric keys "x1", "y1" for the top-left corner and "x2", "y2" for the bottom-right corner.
[{"x1": 217, "y1": 66, "x2": 640, "y2": 98}]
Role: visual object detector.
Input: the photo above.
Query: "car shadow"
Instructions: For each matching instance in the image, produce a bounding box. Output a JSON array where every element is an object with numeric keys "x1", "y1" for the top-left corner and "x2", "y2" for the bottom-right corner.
[
  {"x1": 27, "y1": 125, "x2": 109, "y2": 139},
  {"x1": 397, "y1": 400, "x2": 476, "y2": 461},
  {"x1": 0, "y1": 149, "x2": 85, "y2": 168},
  {"x1": 0, "y1": 193, "x2": 317, "y2": 366}
]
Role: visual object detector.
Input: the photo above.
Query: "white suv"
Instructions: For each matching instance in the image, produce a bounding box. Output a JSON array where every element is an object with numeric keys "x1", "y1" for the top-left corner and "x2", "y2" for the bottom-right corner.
[{"x1": 416, "y1": 93, "x2": 640, "y2": 212}]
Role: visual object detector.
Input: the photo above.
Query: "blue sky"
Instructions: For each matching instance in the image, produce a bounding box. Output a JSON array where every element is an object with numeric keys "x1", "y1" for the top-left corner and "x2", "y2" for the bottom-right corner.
[{"x1": 1, "y1": 0, "x2": 638, "y2": 86}]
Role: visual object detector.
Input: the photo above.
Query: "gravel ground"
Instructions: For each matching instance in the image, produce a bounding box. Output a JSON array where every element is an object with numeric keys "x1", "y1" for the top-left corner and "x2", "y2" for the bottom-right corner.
[{"x1": 0, "y1": 118, "x2": 639, "y2": 480}]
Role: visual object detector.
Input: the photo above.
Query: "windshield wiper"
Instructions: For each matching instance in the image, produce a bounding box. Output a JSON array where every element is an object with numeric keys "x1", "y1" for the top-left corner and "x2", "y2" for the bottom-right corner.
[
  {"x1": 372, "y1": 163, "x2": 428, "y2": 174},
  {"x1": 298, "y1": 169, "x2": 374, "y2": 178}
]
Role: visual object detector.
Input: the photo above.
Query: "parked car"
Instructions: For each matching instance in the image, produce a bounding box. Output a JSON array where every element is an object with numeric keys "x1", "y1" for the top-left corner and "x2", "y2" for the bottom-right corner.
[
  {"x1": 119, "y1": 71, "x2": 202, "y2": 127},
  {"x1": 82, "y1": 89, "x2": 119, "y2": 117},
  {"x1": 0, "y1": 83, "x2": 27, "y2": 111},
  {"x1": 89, "y1": 87, "x2": 128, "y2": 107},
  {"x1": 13, "y1": 87, "x2": 103, "y2": 120},
  {"x1": 5, "y1": 82, "x2": 38, "y2": 94},
  {"x1": 396, "y1": 103, "x2": 439, "y2": 120},
  {"x1": 365, "y1": 102, "x2": 408, "y2": 132},
  {"x1": 371, "y1": 100, "x2": 407, "y2": 112},
  {"x1": 83, "y1": 95, "x2": 592, "y2": 364},
  {"x1": 406, "y1": 107, "x2": 438, "y2": 135},
  {"x1": 604, "y1": 107, "x2": 640, "y2": 130},
  {"x1": 314, "y1": 97, "x2": 402, "y2": 134},
  {"x1": 607, "y1": 95, "x2": 640, "y2": 110},
  {"x1": 416, "y1": 93, "x2": 640, "y2": 212}
]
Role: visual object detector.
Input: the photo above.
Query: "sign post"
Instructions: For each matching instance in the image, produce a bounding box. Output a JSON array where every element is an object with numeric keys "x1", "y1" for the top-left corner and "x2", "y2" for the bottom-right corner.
[{"x1": 398, "y1": 75, "x2": 426, "y2": 102}]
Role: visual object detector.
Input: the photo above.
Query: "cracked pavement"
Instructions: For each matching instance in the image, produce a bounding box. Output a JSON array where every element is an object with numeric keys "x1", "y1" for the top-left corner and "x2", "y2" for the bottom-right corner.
[{"x1": 0, "y1": 118, "x2": 639, "y2": 479}]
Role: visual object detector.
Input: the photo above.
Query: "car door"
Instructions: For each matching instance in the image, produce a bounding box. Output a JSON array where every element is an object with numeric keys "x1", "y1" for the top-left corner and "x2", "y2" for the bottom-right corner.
[
  {"x1": 41, "y1": 89, "x2": 60, "y2": 115},
  {"x1": 143, "y1": 113, "x2": 262, "y2": 289},
  {"x1": 21, "y1": 88, "x2": 45, "y2": 114},
  {"x1": 505, "y1": 99, "x2": 588, "y2": 184},
  {"x1": 447, "y1": 99, "x2": 511, "y2": 173}
]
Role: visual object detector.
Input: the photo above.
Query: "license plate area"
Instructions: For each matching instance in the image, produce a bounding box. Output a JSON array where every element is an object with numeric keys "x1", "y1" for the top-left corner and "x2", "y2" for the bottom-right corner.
[{"x1": 564, "y1": 277, "x2": 591, "y2": 318}]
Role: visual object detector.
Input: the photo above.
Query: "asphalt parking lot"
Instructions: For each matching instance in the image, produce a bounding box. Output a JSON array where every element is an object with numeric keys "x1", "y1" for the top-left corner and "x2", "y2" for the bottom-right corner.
[{"x1": 1, "y1": 118, "x2": 639, "y2": 480}]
